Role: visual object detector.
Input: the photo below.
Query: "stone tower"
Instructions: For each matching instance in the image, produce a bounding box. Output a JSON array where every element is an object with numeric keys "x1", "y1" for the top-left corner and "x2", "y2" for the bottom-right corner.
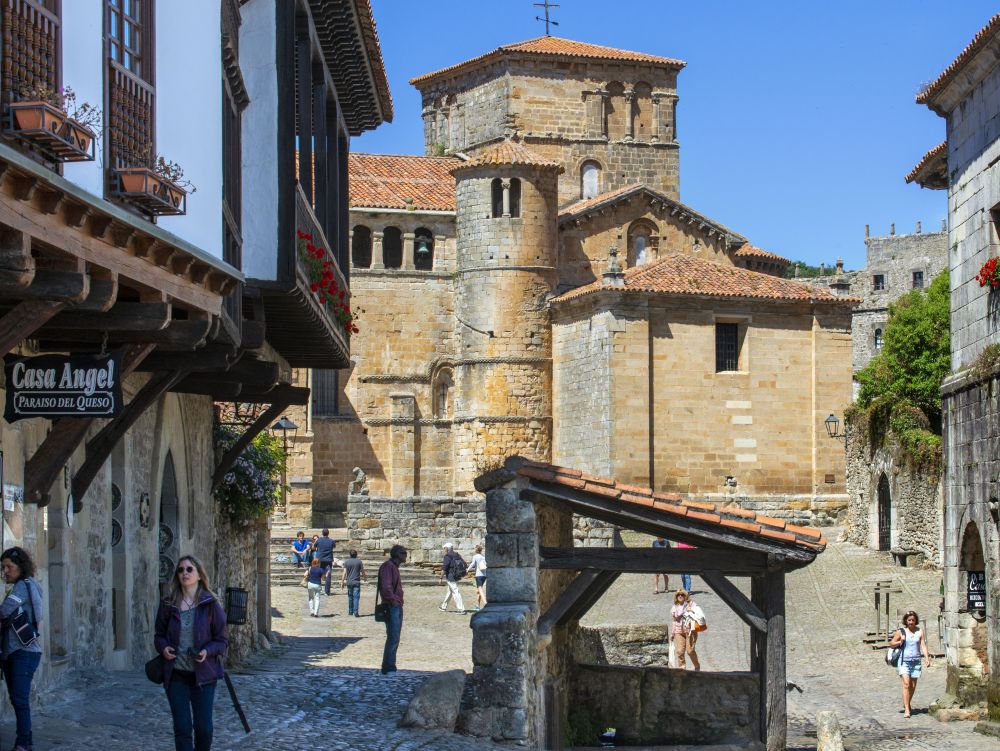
[{"x1": 451, "y1": 140, "x2": 563, "y2": 492}]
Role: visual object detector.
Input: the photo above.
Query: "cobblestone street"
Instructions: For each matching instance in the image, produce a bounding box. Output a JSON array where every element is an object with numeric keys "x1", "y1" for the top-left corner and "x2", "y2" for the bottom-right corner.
[{"x1": 15, "y1": 531, "x2": 1000, "y2": 749}]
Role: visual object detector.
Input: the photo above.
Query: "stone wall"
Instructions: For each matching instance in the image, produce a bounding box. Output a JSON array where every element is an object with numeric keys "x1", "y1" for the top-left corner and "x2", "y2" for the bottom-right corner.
[
  {"x1": 347, "y1": 493, "x2": 485, "y2": 564},
  {"x1": 571, "y1": 664, "x2": 760, "y2": 747},
  {"x1": 845, "y1": 425, "x2": 943, "y2": 563},
  {"x1": 572, "y1": 624, "x2": 672, "y2": 667},
  {"x1": 213, "y1": 515, "x2": 267, "y2": 664}
]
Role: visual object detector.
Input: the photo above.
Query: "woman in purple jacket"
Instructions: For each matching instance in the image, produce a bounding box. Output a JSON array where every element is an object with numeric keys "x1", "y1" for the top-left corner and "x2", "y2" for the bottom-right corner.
[{"x1": 154, "y1": 555, "x2": 228, "y2": 751}]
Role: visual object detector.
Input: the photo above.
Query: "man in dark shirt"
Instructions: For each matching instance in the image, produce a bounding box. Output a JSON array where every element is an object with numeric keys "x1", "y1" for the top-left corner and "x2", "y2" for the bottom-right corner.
[
  {"x1": 378, "y1": 545, "x2": 406, "y2": 674},
  {"x1": 438, "y1": 542, "x2": 466, "y2": 614},
  {"x1": 340, "y1": 550, "x2": 367, "y2": 617},
  {"x1": 314, "y1": 528, "x2": 336, "y2": 595}
]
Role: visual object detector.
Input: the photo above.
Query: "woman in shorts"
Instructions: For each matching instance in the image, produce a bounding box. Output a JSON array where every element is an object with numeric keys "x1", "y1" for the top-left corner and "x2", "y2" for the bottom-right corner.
[
  {"x1": 889, "y1": 610, "x2": 931, "y2": 717},
  {"x1": 468, "y1": 544, "x2": 487, "y2": 611}
]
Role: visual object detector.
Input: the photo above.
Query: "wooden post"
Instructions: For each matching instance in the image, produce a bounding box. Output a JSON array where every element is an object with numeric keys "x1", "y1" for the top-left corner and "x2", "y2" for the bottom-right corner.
[
  {"x1": 763, "y1": 569, "x2": 786, "y2": 751},
  {"x1": 751, "y1": 574, "x2": 766, "y2": 743}
]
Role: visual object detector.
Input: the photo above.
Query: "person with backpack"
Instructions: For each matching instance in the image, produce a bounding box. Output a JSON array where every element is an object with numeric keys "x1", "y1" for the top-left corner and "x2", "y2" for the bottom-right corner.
[
  {"x1": 0, "y1": 547, "x2": 43, "y2": 751},
  {"x1": 438, "y1": 542, "x2": 467, "y2": 614},
  {"x1": 888, "y1": 610, "x2": 931, "y2": 718}
]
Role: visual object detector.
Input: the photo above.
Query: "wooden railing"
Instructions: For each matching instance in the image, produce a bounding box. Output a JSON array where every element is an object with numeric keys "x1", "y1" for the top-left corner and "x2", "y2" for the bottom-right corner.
[
  {"x1": 108, "y1": 60, "x2": 154, "y2": 170},
  {"x1": 295, "y1": 183, "x2": 347, "y2": 306},
  {"x1": 1, "y1": 0, "x2": 60, "y2": 111}
]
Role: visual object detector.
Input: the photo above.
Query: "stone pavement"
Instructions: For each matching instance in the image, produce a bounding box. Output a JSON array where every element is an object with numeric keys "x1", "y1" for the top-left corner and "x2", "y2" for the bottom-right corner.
[{"x1": 16, "y1": 530, "x2": 1000, "y2": 749}]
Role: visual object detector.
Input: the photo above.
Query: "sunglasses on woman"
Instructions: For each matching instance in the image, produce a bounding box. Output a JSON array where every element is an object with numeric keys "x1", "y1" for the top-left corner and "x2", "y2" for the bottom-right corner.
[{"x1": 176, "y1": 565, "x2": 196, "y2": 574}]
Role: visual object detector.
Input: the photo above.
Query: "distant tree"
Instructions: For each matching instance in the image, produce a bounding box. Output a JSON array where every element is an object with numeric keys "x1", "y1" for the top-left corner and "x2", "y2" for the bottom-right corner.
[{"x1": 783, "y1": 261, "x2": 842, "y2": 279}]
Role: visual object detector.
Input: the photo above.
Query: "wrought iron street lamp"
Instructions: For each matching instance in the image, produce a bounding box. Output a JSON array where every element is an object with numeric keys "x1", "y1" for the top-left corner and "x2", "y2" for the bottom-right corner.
[
  {"x1": 270, "y1": 416, "x2": 298, "y2": 511},
  {"x1": 824, "y1": 413, "x2": 846, "y2": 442}
]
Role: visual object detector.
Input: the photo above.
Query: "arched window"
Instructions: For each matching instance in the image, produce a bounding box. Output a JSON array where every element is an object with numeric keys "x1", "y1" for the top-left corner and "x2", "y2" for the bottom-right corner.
[
  {"x1": 874, "y1": 328, "x2": 883, "y2": 352},
  {"x1": 509, "y1": 178, "x2": 521, "y2": 218},
  {"x1": 627, "y1": 220, "x2": 658, "y2": 267},
  {"x1": 581, "y1": 161, "x2": 601, "y2": 199},
  {"x1": 414, "y1": 228, "x2": 434, "y2": 270},
  {"x1": 491, "y1": 178, "x2": 503, "y2": 218},
  {"x1": 352, "y1": 225, "x2": 372, "y2": 268},
  {"x1": 433, "y1": 368, "x2": 454, "y2": 419},
  {"x1": 383, "y1": 226, "x2": 402, "y2": 269}
]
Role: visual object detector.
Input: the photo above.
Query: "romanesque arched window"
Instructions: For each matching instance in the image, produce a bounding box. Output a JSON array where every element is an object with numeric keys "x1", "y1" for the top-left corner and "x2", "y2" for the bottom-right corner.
[
  {"x1": 509, "y1": 178, "x2": 521, "y2": 218},
  {"x1": 433, "y1": 368, "x2": 454, "y2": 419},
  {"x1": 352, "y1": 225, "x2": 372, "y2": 268},
  {"x1": 581, "y1": 161, "x2": 601, "y2": 199},
  {"x1": 414, "y1": 227, "x2": 434, "y2": 270},
  {"x1": 491, "y1": 178, "x2": 503, "y2": 218},
  {"x1": 627, "y1": 220, "x2": 658, "y2": 267},
  {"x1": 383, "y1": 226, "x2": 402, "y2": 269}
]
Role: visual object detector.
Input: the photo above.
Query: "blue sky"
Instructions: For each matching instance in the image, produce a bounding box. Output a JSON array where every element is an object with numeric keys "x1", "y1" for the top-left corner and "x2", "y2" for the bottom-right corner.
[{"x1": 355, "y1": 1, "x2": 995, "y2": 270}]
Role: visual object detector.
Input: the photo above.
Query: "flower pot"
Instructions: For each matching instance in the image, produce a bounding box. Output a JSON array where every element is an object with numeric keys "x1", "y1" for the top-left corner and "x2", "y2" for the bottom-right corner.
[
  {"x1": 61, "y1": 119, "x2": 95, "y2": 154},
  {"x1": 119, "y1": 167, "x2": 156, "y2": 194},
  {"x1": 158, "y1": 178, "x2": 186, "y2": 209},
  {"x1": 11, "y1": 101, "x2": 66, "y2": 135}
]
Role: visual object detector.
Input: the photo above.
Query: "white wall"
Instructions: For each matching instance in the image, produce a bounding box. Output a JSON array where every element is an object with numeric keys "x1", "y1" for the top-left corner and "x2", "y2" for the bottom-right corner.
[
  {"x1": 61, "y1": 0, "x2": 104, "y2": 196},
  {"x1": 239, "y1": 0, "x2": 279, "y2": 280},
  {"x1": 156, "y1": 0, "x2": 223, "y2": 257}
]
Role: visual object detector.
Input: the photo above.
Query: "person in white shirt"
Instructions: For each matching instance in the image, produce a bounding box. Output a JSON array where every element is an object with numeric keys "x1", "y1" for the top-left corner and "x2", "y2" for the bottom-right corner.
[{"x1": 468, "y1": 544, "x2": 487, "y2": 611}]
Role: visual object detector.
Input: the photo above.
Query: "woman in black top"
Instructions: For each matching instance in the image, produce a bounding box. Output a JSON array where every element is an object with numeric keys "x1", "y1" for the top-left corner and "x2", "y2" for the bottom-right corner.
[{"x1": 303, "y1": 557, "x2": 325, "y2": 617}]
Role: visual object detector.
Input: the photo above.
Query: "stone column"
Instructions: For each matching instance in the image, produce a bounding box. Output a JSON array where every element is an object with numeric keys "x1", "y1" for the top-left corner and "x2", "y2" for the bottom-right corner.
[
  {"x1": 650, "y1": 95, "x2": 661, "y2": 143},
  {"x1": 371, "y1": 230, "x2": 384, "y2": 269},
  {"x1": 434, "y1": 235, "x2": 447, "y2": 271},
  {"x1": 389, "y1": 393, "x2": 416, "y2": 497},
  {"x1": 422, "y1": 106, "x2": 436, "y2": 152},
  {"x1": 598, "y1": 89, "x2": 610, "y2": 140},
  {"x1": 402, "y1": 231, "x2": 416, "y2": 270},
  {"x1": 501, "y1": 179, "x2": 512, "y2": 218},
  {"x1": 624, "y1": 87, "x2": 636, "y2": 142}
]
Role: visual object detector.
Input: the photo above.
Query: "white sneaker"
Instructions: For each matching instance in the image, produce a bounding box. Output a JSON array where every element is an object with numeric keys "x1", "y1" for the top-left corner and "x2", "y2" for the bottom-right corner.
[{"x1": 439, "y1": 605, "x2": 447, "y2": 611}]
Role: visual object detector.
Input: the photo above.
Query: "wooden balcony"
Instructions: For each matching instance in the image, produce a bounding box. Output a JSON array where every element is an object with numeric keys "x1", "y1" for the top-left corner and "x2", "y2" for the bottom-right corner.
[{"x1": 250, "y1": 185, "x2": 350, "y2": 369}]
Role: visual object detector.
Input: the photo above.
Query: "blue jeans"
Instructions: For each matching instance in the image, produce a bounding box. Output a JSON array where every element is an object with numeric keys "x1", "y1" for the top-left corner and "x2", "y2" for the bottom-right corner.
[
  {"x1": 381, "y1": 605, "x2": 403, "y2": 673},
  {"x1": 166, "y1": 669, "x2": 217, "y2": 751},
  {"x1": 2, "y1": 650, "x2": 40, "y2": 748},
  {"x1": 347, "y1": 584, "x2": 361, "y2": 615},
  {"x1": 681, "y1": 574, "x2": 692, "y2": 592},
  {"x1": 292, "y1": 551, "x2": 309, "y2": 565},
  {"x1": 320, "y1": 562, "x2": 334, "y2": 594}
]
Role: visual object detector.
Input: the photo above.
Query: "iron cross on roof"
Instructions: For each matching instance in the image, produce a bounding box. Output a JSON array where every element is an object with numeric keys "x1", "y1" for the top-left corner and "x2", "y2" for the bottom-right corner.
[{"x1": 534, "y1": 0, "x2": 559, "y2": 35}]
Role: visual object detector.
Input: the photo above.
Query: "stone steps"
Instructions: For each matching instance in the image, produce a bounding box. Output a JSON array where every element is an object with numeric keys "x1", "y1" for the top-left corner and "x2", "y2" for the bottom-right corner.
[{"x1": 268, "y1": 535, "x2": 443, "y2": 587}]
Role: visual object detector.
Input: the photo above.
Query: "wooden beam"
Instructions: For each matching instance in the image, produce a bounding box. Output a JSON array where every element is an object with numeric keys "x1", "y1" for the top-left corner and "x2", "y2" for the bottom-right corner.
[
  {"x1": 524, "y1": 482, "x2": 814, "y2": 564},
  {"x1": 763, "y1": 570, "x2": 786, "y2": 751},
  {"x1": 701, "y1": 571, "x2": 768, "y2": 634},
  {"x1": 0, "y1": 226, "x2": 34, "y2": 287},
  {"x1": 63, "y1": 202, "x2": 91, "y2": 228},
  {"x1": 235, "y1": 383, "x2": 309, "y2": 406},
  {"x1": 537, "y1": 570, "x2": 619, "y2": 635},
  {"x1": 138, "y1": 350, "x2": 236, "y2": 373},
  {"x1": 44, "y1": 302, "x2": 171, "y2": 332},
  {"x1": 74, "y1": 270, "x2": 118, "y2": 312},
  {"x1": 24, "y1": 343, "x2": 155, "y2": 505},
  {"x1": 0, "y1": 299, "x2": 65, "y2": 356},
  {"x1": 71, "y1": 368, "x2": 190, "y2": 510},
  {"x1": 172, "y1": 378, "x2": 243, "y2": 400},
  {"x1": 0, "y1": 269, "x2": 89, "y2": 303},
  {"x1": 212, "y1": 397, "x2": 290, "y2": 491},
  {"x1": 539, "y1": 546, "x2": 767, "y2": 575}
]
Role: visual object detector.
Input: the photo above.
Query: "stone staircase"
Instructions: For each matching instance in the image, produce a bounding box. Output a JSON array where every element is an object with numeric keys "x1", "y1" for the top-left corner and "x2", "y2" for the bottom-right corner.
[{"x1": 269, "y1": 533, "x2": 442, "y2": 588}]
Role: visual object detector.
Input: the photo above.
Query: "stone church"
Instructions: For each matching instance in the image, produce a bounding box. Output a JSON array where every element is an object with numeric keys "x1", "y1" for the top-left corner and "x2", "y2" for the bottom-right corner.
[{"x1": 300, "y1": 36, "x2": 855, "y2": 560}]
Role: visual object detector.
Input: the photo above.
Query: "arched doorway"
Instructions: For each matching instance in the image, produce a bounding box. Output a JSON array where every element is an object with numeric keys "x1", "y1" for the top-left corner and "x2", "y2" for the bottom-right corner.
[
  {"x1": 877, "y1": 473, "x2": 891, "y2": 551},
  {"x1": 957, "y1": 522, "x2": 989, "y2": 706},
  {"x1": 158, "y1": 452, "x2": 179, "y2": 595}
]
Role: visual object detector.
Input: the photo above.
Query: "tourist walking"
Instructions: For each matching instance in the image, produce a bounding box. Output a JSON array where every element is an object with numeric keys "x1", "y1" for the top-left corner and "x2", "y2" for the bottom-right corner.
[
  {"x1": 154, "y1": 554, "x2": 228, "y2": 751},
  {"x1": 889, "y1": 610, "x2": 931, "y2": 718},
  {"x1": 340, "y1": 550, "x2": 367, "y2": 616},
  {"x1": 468, "y1": 544, "x2": 487, "y2": 611},
  {"x1": 675, "y1": 541, "x2": 693, "y2": 592},
  {"x1": 671, "y1": 589, "x2": 700, "y2": 671},
  {"x1": 290, "y1": 531, "x2": 311, "y2": 568},
  {"x1": 0, "y1": 547, "x2": 43, "y2": 751},
  {"x1": 378, "y1": 545, "x2": 407, "y2": 674},
  {"x1": 438, "y1": 542, "x2": 467, "y2": 614},
  {"x1": 651, "y1": 536, "x2": 670, "y2": 594},
  {"x1": 314, "y1": 528, "x2": 337, "y2": 595},
  {"x1": 303, "y1": 558, "x2": 324, "y2": 617}
]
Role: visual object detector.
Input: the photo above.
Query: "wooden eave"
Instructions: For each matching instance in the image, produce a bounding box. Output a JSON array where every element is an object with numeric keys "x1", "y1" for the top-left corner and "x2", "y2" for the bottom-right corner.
[
  {"x1": 905, "y1": 142, "x2": 948, "y2": 190},
  {"x1": 0, "y1": 142, "x2": 241, "y2": 317}
]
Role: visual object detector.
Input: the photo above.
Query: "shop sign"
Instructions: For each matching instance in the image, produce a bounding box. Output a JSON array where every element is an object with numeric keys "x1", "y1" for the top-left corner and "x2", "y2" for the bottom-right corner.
[
  {"x1": 4, "y1": 352, "x2": 123, "y2": 422},
  {"x1": 968, "y1": 570, "x2": 987, "y2": 611}
]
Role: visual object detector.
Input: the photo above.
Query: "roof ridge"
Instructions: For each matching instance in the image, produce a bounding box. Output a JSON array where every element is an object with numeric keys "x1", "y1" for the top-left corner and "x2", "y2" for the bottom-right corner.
[
  {"x1": 917, "y1": 13, "x2": 1000, "y2": 107},
  {"x1": 351, "y1": 152, "x2": 461, "y2": 161}
]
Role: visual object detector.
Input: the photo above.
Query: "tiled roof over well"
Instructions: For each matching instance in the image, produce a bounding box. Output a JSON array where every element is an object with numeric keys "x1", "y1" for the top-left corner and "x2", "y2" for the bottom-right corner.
[
  {"x1": 734, "y1": 244, "x2": 791, "y2": 266},
  {"x1": 452, "y1": 140, "x2": 563, "y2": 173},
  {"x1": 552, "y1": 253, "x2": 857, "y2": 305},
  {"x1": 510, "y1": 458, "x2": 827, "y2": 554},
  {"x1": 917, "y1": 13, "x2": 1000, "y2": 106},
  {"x1": 905, "y1": 141, "x2": 948, "y2": 189},
  {"x1": 349, "y1": 153, "x2": 458, "y2": 211},
  {"x1": 411, "y1": 36, "x2": 685, "y2": 86}
]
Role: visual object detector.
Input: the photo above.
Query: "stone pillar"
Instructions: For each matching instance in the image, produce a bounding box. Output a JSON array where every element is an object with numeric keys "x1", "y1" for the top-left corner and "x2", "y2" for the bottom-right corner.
[
  {"x1": 389, "y1": 393, "x2": 416, "y2": 497},
  {"x1": 434, "y1": 234, "x2": 447, "y2": 271},
  {"x1": 371, "y1": 230, "x2": 384, "y2": 269},
  {"x1": 501, "y1": 179, "x2": 512, "y2": 218},
  {"x1": 624, "y1": 87, "x2": 636, "y2": 142},
  {"x1": 422, "y1": 106, "x2": 436, "y2": 153},
  {"x1": 650, "y1": 95, "x2": 661, "y2": 143},
  {"x1": 598, "y1": 89, "x2": 610, "y2": 140},
  {"x1": 402, "y1": 231, "x2": 416, "y2": 270}
]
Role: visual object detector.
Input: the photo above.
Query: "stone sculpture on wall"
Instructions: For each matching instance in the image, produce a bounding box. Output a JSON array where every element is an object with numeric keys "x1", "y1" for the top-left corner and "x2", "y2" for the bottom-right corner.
[{"x1": 349, "y1": 467, "x2": 369, "y2": 495}]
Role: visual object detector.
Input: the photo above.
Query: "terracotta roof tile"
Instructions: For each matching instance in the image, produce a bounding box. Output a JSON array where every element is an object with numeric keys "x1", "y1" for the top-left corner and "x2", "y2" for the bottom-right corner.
[
  {"x1": 452, "y1": 140, "x2": 563, "y2": 173},
  {"x1": 917, "y1": 14, "x2": 1000, "y2": 106},
  {"x1": 734, "y1": 244, "x2": 791, "y2": 266},
  {"x1": 349, "y1": 153, "x2": 457, "y2": 211},
  {"x1": 505, "y1": 457, "x2": 826, "y2": 555},
  {"x1": 411, "y1": 36, "x2": 685, "y2": 86},
  {"x1": 905, "y1": 141, "x2": 948, "y2": 188},
  {"x1": 552, "y1": 253, "x2": 860, "y2": 306}
]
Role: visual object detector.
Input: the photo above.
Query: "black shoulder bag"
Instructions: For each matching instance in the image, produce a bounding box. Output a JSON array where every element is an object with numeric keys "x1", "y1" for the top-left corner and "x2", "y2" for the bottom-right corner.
[
  {"x1": 7, "y1": 580, "x2": 39, "y2": 647},
  {"x1": 374, "y1": 569, "x2": 389, "y2": 623}
]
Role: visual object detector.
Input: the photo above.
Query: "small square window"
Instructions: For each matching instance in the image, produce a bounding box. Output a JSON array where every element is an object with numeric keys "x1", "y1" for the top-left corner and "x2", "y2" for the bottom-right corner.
[
  {"x1": 912, "y1": 271, "x2": 924, "y2": 289},
  {"x1": 715, "y1": 323, "x2": 740, "y2": 372},
  {"x1": 872, "y1": 274, "x2": 885, "y2": 291}
]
